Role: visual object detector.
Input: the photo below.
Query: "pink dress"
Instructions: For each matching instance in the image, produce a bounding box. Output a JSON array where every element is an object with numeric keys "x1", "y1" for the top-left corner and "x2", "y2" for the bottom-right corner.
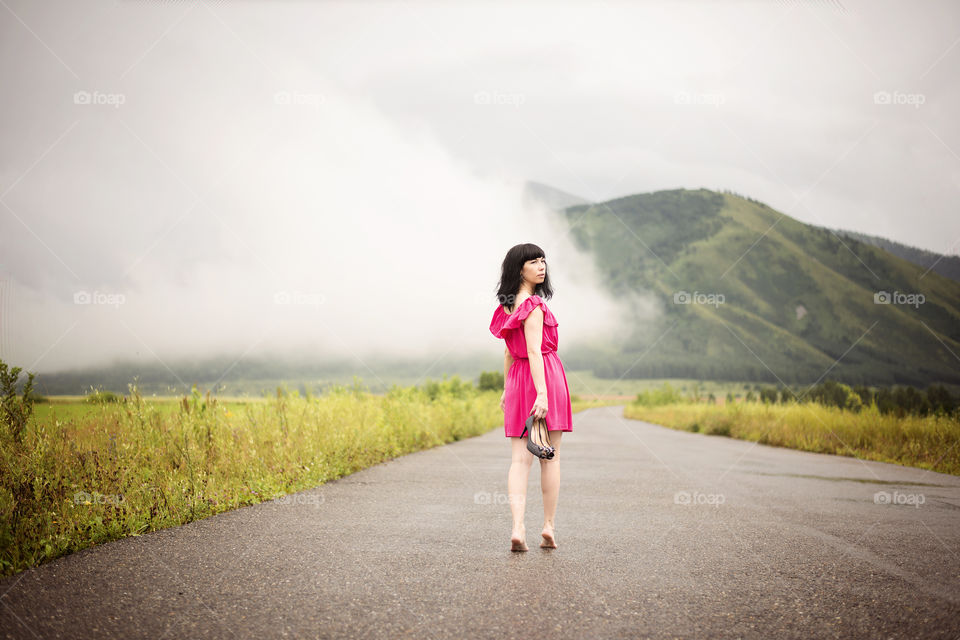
[{"x1": 489, "y1": 295, "x2": 574, "y2": 438}]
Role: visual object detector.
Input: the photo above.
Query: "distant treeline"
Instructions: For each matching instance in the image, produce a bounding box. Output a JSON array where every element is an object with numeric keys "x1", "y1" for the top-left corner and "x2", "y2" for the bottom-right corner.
[
  {"x1": 634, "y1": 379, "x2": 958, "y2": 418},
  {"x1": 574, "y1": 352, "x2": 960, "y2": 388},
  {"x1": 753, "y1": 380, "x2": 957, "y2": 418}
]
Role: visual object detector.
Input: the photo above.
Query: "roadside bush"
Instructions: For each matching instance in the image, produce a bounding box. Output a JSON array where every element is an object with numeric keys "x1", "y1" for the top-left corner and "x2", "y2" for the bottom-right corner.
[
  {"x1": 759, "y1": 387, "x2": 778, "y2": 404},
  {"x1": 419, "y1": 375, "x2": 476, "y2": 401},
  {"x1": 477, "y1": 371, "x2": 504, "y2": 391},
  {"x1": 84, "y1": 388, "x2": 124, "y2": 404},
  {"x1": 805, "y1": 380, "x2": 863, "y2": 412},
  {"x1": 633, "y1": 382, "x2": 683, "y2": 407},
  {"x1": 0, "y1": 359, "x2": 36, "y2": 445}
]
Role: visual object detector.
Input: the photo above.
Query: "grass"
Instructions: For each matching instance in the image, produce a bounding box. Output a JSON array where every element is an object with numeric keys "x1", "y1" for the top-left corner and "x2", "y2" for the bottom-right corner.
[
  {"x1": 623, "y1": 400, "x2": 960, "y2": 476},
  {"x1": 0, "y1": 379, "x2": 612, "y2": 578}
]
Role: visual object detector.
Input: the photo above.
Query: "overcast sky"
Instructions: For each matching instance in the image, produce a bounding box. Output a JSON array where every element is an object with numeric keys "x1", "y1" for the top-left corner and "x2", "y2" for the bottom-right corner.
[{"x1": 1, "y1": 0, "x2": 958, "y2": 374}]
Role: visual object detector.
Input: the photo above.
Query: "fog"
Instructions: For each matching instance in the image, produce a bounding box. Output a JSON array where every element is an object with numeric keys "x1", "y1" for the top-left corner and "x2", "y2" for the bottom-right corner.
[{"x1": 1, "y1": 0, "x2": 957, "y2": 374}]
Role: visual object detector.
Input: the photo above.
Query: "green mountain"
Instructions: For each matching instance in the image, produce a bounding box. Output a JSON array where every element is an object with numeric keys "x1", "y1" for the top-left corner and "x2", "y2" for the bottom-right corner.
[{"x1": 560, "y1": 188, "x2": 960, "y2": 387}]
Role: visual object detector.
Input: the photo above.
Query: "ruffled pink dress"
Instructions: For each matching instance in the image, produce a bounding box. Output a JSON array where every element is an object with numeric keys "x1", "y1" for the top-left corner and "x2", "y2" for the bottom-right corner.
[{"x1": 489, "y1": 295, "x2": 574, "y2": 438}]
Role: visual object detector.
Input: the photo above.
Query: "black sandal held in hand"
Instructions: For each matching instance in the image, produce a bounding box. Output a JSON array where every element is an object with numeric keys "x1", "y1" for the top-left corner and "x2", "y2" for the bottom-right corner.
[{"x1": 522, "y1": 414, "x2": 555, "y2": 459}]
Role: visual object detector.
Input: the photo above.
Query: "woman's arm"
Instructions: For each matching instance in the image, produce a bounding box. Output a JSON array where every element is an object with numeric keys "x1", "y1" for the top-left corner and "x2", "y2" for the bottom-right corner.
[
  {"x1": 523, "y1": 307, "x2": 548, "y2": 418},
  {"x1": 500, "y1": 346, "x2": 514, "y2": 413}
]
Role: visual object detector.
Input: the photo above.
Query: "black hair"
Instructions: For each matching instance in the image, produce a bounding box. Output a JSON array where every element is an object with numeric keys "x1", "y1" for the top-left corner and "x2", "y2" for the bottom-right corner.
[{"x1": 494, "y1": 243, "x2": 554, "y2": 311}]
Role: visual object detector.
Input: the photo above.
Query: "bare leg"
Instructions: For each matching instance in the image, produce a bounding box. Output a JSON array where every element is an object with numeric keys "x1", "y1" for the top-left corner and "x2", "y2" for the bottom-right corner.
[
  {"x1": 508, "y1": 436, "x2": 535, "y2": 551},
  {"x1": 540, "y1": 430, "x2": 563, "y2": 548}
]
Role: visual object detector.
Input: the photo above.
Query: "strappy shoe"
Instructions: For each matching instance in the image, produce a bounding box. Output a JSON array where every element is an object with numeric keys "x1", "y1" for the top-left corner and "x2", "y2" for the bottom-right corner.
[{"x1": 522, "y1": 414, "x2": 555, "y2": 459}]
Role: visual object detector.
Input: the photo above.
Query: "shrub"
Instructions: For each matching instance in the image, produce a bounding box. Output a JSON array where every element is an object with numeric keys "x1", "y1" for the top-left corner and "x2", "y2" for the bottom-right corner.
[
  {"x1": 477, "y1": 371, "x2": 504, "y2": 391},
  {"x1": 84, "y1": 388, "x2": 124, "y2": 404},
  {"x1": 0, "y1": 359, "x2": 36, "y2": 444},
  {"x1": 892, "y1": 386, "x2": 930, "y2": 416},
  {"x1": 926, "y1": 384, "x2": 956, "y2": 416},
  {"x1": 759, "y1": 387, "x2": 778, "y2": 404},
  {"x1": 633, "y1": 382, "x2": 684, "y2": 407},
  {"x1": 805, "y1": 380, "x2": 862, "y2": 411},
  {"x1": 776, "y1": 385, "x2": 790, "y2": 403},
  {"x1": 853, "y1": 384, "x2": 874, "y2": 408},
  {"x1": 420, "y1": 375, "x2": 476, "y2": 401}
]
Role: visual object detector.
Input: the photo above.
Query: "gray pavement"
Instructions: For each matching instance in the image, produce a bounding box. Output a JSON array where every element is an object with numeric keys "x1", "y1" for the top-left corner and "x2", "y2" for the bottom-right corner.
[{"x1": 2, "y1": 404, "x2": 959, "y2": 639}]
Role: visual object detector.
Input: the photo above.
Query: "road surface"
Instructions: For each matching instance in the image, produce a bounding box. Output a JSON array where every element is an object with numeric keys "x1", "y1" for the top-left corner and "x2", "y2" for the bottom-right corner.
[{"x1": 2, "y1": 405, "x2": 959, "y2": 639}]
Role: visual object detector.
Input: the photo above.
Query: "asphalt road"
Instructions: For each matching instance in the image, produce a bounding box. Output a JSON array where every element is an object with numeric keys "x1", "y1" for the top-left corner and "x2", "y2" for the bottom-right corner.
[{"x1": 2, "y1": 404, "x2": 959, "y2": 639}]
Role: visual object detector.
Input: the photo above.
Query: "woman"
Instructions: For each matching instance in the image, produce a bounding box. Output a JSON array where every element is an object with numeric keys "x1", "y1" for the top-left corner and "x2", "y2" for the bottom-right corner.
[{"x1": 489, "y1": 243, "x2": 573, "y2": 552}]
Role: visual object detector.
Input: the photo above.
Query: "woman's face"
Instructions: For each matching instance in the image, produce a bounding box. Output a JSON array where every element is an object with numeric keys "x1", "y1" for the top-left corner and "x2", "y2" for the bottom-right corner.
[{"x1": 522, "y1": 256, "x2": 546, "y2": 285}]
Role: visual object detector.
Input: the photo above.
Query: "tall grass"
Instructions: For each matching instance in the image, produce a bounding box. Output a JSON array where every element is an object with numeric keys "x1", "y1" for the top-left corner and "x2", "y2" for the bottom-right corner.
[
  {"x1": 623, "y1": 400, "x2": 960, "y2": 476},
  {"x1": 0, "y1": 377, "x2": 503, "y2": 577}
]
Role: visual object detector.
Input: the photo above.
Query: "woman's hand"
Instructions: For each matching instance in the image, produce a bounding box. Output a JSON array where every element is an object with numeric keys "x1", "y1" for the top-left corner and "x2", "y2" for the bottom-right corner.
[
  {"x1": 499, "y1": 390, "x2": 507, "y2": 413},
  {"x1": 530, "y1": 393, "x2": 548, "y2": 419}
]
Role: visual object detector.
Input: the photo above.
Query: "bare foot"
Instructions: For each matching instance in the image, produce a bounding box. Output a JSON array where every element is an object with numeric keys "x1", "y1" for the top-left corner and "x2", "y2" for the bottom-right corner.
[
  {"x1": 540, "y1": 526, "x2": 557, "y2": 549},
  {"x1": 511, "y1": 526, "x2": 528, "y2": 552}
]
